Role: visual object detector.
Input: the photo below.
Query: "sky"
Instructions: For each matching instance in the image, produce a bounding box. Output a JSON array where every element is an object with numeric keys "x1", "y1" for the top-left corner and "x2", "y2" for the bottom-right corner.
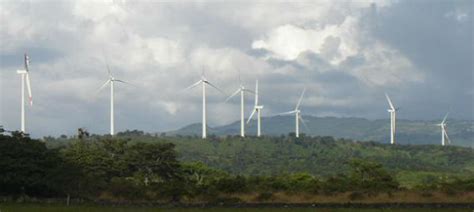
[{"x1": 0, "y1": 0, "x2": 473, "y2": 137}]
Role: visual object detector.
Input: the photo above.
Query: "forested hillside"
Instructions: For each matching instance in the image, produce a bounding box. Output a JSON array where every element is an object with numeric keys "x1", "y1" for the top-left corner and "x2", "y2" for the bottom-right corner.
[
  {"x1": 170, "y1": 136, "x2": 474, "y2": 178},
  {"x1": 44, "y1": 131, "x2": 474, "y2": 188},
  {"x1": 4, "y1": 133, "x2": 474, "y2": 204},
  {"x1": 168, "y1": 116, "x2": 474, "y2": 147}
]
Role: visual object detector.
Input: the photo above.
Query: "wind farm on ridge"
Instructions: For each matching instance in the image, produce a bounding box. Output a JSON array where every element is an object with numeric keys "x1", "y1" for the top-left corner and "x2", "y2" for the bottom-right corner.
[
  {"x1": 10, "y1": 53, "x2": 456, "y2": 147},
  {"x1": 1, "y1": 1, "x2": 473, "y2": 208}
]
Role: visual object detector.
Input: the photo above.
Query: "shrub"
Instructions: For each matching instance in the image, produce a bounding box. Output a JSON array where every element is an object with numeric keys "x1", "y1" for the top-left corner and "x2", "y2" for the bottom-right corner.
[
  {"x1": 214, "y1": 175, "x2": 248, "y2": 193},
  {"x1": 255, "y1": 192, "x2": 274, "y2": 201},
  {"x1": 349, "y1": 191, "x2": 365, "y2": 200},
  {"x1": 107, "y1": 177, "x2": 144, "y2": 200}
]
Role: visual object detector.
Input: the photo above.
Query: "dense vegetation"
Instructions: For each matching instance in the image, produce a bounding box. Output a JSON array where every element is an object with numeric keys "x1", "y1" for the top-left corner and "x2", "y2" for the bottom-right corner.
[
  {"x1": 46, "y1": 130, "x2": 474, "y2": 184},
  {"x1": 2, "y1": 132, "x2": 474, "y2": 204}
]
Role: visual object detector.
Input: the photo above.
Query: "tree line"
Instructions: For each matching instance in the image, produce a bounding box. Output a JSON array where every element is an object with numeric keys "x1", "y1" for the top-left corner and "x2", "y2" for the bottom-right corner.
[{"x1": 1, "y1": 133, "x2": 474, "y2": 204}]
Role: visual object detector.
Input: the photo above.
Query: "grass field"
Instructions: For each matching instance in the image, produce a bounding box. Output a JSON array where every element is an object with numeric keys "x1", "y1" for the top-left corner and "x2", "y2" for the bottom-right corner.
[{"x1": 0, "y1": 204, "x2": 472, "y2": 212}]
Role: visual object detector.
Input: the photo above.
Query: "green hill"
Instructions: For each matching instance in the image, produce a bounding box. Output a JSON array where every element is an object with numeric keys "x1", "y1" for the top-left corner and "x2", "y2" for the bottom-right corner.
[
  {"x1": 168, "y1": 137, "x2": 474, "y2": 177},
  {"x1": 168, "y1": 116, "x2": 474, "y2": 147},
  {"x1": 99, "y1": 135, "x2": 473, "y2": 188},
  {"x1": 43, "y1": 128, "x2": 474, "y2": 188}
]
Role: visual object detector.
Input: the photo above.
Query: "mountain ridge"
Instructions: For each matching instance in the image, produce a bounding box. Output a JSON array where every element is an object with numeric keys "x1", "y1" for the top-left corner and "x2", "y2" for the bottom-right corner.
[{"x1": 167, "y1": 115, "x2": 474, "y2": 147}]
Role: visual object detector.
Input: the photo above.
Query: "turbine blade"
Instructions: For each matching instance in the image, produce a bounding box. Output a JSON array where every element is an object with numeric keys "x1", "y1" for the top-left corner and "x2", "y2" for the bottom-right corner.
[
  {"x1": 25, "y1": 73, "x2": 33, "y2": 106},
  {"x1": 255, "y1": 80, "x2": 259, "y2": 106},
  {"x1": 106, "y1": 63, "x2": 112, "y2": 77},
  {"x1": 97, "y1": 79, "x2": 111, "y2": 93},
  {"x1": 114, "y1": 79, "x2": 136, "y2": 87},
  {"x1": 225, "y1": 88, "x2": 241, "y2": 102},
  {"x1": 238, "y1": 69, "x2": 242, "y2": 85},
  {"x1": 385, "y1": 93, "x2": 395, "y2": 110},
  {"x1": 442, "y1": 112, "x2": 449, "y2": 124},
  {"x1": 24, "y1": 53, "x2": 30, "y2": 72},
  {"x1": 274, "y1": 110, "x2": 297, "y2": 116},
  {"x1": 247, "y1": 109, "x2": 256, "y2": 124},
  {"x1": 299, "y1": 115, "x2": 310, "y2": 132},
  {"x1": 205, "y1": 81, "x2": 226, "y2": 95},
  {"x1": 295, "y1": 87, "x2": 306, "y2": 110},
  {"x1": 184, "y1": 80, "x2": 202, "y2": 91},
  {"x1": 101, "y1": 49, "x2": 112, "y2": 77},
  {"x1": 444, "y1": 129, "x2": 452, "y2": 144}
]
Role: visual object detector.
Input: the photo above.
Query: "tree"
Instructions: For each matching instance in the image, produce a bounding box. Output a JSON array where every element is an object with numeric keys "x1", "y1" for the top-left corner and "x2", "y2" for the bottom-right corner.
[
  {"x1": 0, "y1": 135, "x2": 68, "y2": 197},
  {"x1": 126, "y1": 142, "x2": 181, "y2": 185},
  {"x1": 349, "y1": 159, "x2": 399, "y2": 194},
  {"x1": 77, "y1": 128, "x2": 90, "y2": 140}
]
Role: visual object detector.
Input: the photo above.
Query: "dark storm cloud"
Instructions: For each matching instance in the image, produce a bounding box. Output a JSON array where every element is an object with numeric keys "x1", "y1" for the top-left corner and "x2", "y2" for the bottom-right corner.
[{"x1": 371, "y1": 0, "x2": 473, "y2": 119}]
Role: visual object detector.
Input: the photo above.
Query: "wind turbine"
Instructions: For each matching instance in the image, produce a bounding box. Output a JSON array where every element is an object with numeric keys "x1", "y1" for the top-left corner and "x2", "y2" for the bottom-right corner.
[
  {"x1": 97, "y1": 62, "x2": 132, "y2": 136},
  {"x1": 185, "y1": 71, "x2": 225, "y2": 139},
  {"x1": 385, "y1": 93, "x2": 398, "y2": 145},
  {"x1": 16, "y1": 53, "x2": 33, "y2": 133},
  {"x1": 276, "y1": 88, "x2": 308, "y2": 138},
  {"x1": 437, "y1": 112, "x2": 451, "y2": 146},
  {"x1": 247, "y1": 80, "x2": 264, "y2": 137},
  {"x1": 225, "y1": 72, "x2": 254, "y2": 137}
]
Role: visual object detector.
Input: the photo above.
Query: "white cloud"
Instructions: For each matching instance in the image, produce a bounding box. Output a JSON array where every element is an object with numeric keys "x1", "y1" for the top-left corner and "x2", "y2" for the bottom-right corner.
[
  {"x1": 349, "y1": 41, "x2": 423, "y2": 87},
  {"x1": 251, "y1": 12, "x2": 423, "y2": 87},
  {"x1": 147, "y1": 37, "x2": 184, "y2": 67},
  {"x1": 252, "y1": 17, "x2": 360, "y2": 65},
  {"x1": 445, "y1": 10, "x2": 470, "y2": 22},
  {"x1": 0, "y1": 0, "x2": 469, "y2": 137},
  {"x1": 189, "y1": 46, "x2": 270, "y2": 82}
]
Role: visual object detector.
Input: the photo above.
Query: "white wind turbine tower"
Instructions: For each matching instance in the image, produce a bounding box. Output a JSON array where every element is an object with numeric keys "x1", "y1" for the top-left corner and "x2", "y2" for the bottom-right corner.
[
  {"x1": 276, "y1": 88, "x2": 308, "y2": 138},
  {"x1": 16, "y1": 53, "x2": 33, "y2": 133},
  {"x1": 225, "y1": 73, "x2": 254, "y2": 137},
  {"x1": 385, "y1": 93, "x2": 398, "y2": 144},
  {"x1": 185, "y1": 71, "x2": 225, "y2": 139},
  {"x1": 247, "y1": 80, "x2": 264, "y2": 137},
  {"x1": 97, "y1": 63, "x2": 132, "y2": 136},
  {"x1": 437, "y1": 112, "x2": 451, "y2": 146}
]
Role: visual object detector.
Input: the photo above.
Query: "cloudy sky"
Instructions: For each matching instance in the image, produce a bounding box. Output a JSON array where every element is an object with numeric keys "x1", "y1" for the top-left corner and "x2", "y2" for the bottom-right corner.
[{"x1": 0, "y1": 0, "x2": 472, "y2": 137}]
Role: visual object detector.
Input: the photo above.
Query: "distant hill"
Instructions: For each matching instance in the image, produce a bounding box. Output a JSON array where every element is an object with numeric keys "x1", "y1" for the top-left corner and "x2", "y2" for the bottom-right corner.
[{"x1": 167, "y1": 116, "x2": 474, "y2": 147}]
